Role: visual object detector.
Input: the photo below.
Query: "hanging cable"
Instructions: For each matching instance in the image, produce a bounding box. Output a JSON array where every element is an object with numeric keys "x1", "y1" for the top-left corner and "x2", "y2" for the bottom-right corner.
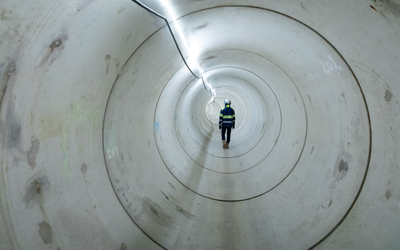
[{"x1": 131, "y1": 0, "x2": 214, "y2": 97}]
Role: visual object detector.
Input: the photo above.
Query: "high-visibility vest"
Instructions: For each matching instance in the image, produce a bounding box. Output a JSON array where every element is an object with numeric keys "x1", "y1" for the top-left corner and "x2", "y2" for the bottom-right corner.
[{"x1": 219, "y1": 105, "x2": 235, "y2": 127}]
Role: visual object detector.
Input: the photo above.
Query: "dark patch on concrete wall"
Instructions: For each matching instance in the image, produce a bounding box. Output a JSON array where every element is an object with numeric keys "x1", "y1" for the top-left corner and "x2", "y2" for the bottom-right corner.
[
  {"x1": 0, "y1": 62, "x2": 16, "y2": 108},
  {"x1": 0, "y1": 102, "x2": 25, "y2": 154},
  {"x1": 335, "y1": 159, "x2": 349, "y2": 181},
  {"x1": 192, "y1": 22, "x2": 209, "y2": 32},
  {"x1": 40, "y1": 34, "x2": 68, "y2": 66},
  {"x1": 26, "y1": 136, "x2": 40, "y2": 168},
  {"x1": 38, "y1": 221, "x2": 53, "y2": 244},
  {"x1": 119, "y1": 243, "x2": 127, "y2": 250},
  {"x1": 328, "y1": 199, "x2": 333, "y2": 208},
  {"x1": 310, "y1": 146, "x2": 314, "y2": 154},
  {"x1": 0, "y1": 102, "x2": 25, "y2": 164},
  {"x1": 8, "y1": 118, "x2": 21, "y2": 148},
  {"x1": 371, "y1": 0, "x2": 400, "y2": 18},
  {"x1": 301, "y1": 2, "x2": 309, "y2": 12},
  {"x1": 202, "y1": 56, "x2": 216, "y2": 61},
  {"x1": 105, "y1": 54, "x2": 111, "y2": 75},
  {"x1": 80, "y1": 163, "x2": 87, "y2": 174},
  {"x1": 333, "y1": 153, "x2": 351, "y2": 182},
  {"x1": 385, "y1": 189, "x2": 391, "y2": 200},
  {"x1": 141, "y1": 197, "x2": 172, "y2": 227},
  {"x1": 120, "y1": 153, "x2": 124, "y2": 161},
  {"x1": 175, "y1": 205, "x2": 196, "y2": 219},
  {"x1": 384, "y1": 89, "x2": 392, "y2": 102},
  {"x1": 49, "y1": 39, "x2": 63, "y2": 53},
  {"x1": 161, "y1": 191, "x2": 196, "y2": 219},
  {"x1": 0, "y1": 9, "x2": 13, "y2": 21},
  {"x1": 168, "y1": 182, "x2": 176, "y2": 190},
  {"x1": 23, "y1": 173, "x2": 50, "y2": 208},
  {"x1": 338, "y1": 159, "x2": 349, "y2": 173}
]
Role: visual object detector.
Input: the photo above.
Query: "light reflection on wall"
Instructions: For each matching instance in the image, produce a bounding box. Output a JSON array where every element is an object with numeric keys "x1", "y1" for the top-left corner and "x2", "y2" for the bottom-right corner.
[{"x1": 161, "y1": 0, "x2": 216, "y2": 102}]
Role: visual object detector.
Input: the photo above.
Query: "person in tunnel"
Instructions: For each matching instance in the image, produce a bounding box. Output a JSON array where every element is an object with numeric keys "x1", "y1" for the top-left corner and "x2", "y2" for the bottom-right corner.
[{"x1": 219, "y1": 99, "x2": 235, "y2": 149}]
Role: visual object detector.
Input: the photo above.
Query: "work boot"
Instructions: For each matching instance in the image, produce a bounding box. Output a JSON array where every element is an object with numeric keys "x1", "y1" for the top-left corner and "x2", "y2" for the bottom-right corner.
[
  {"x1": 225, "y1": 143, "x2": 229, "y2": 149},
  {"x1": 222, "y1": 140, "x2": 226, "y2": 149}
]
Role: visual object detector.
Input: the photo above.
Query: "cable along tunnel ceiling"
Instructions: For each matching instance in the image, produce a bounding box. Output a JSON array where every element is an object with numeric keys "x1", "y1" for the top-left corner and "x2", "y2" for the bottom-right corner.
[{"x1": 103, "y1": 6, "x2": 370, "y2": 249}]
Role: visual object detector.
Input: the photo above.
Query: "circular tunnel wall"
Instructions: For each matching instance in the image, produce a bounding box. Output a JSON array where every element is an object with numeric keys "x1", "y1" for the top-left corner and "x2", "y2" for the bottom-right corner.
[
  {"x1": 103, "y1": 6, "x2": 370, "y2": 249},
  {"x1": 0, "y1": 0, "x2": 399, "y2": 250}
]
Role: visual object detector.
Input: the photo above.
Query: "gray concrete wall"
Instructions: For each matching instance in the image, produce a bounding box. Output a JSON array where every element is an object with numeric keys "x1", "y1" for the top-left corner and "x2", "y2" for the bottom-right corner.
[{"x1": 0, "y1": 0, "x2": 399, "y2": 249}]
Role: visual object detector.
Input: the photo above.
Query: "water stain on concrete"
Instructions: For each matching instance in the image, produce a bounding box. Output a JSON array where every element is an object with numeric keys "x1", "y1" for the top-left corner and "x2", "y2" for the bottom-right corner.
[
  {"x1": 40, "y1": 34, "x2": 68, "y2": 66},
  {"x1": 26, "y1": 136, "x2": 40, "y2": 168},
  {"x1": 105, "y1": 54, "x2": 111, "y2": 75},
  {"x1": 8, "y1": 119, "x2": 21, "y2": 148},
  {"x1": 0, "y1": 103, "x2": 25, "y2": 162},
  {"x1": 38, "y1": 221, "x2": 53, "y2": 244},
  {"x1": 335, "y1": 159, "x2": 349, "y2": 181},
  {"x1": 301, "y1": 2, "x2": 306, "y2": 10},
  {"x1": 168, "y1": 182, "x2": 176, "y2": 190},
  {"x1": 0, "y1": 9, "x2": 13, "y2": 21},
  {"x1": 0, "y1": 62, "x2": 16, "y2": 108},
  {"x1": 114, "y1": 58, "x2": 120, "y2": 71},
  {"x1": 119, "y1": 243, "x2": 127, "y2": 250},
  {"x1": 23, "y1": 173, "x2": 50, "y2": 208},
  {"x1": 338, "y1": 159, "x2": 349, "y2": 173},
  {"x1": 1, "y1": 102, "x2": 22, "y2": 152},
  {"x1": 80, "y1": 163, "x2": 87, "y2": 174},
  {"x1": 161, "y1": 191, "x2": 196, "y2": 219},
  {"x1": 121, "y1": 153, "x2": 124, "y2": 161},
  {"x1": 175, "y1": 205, "x2": 196, "y2": 219},
  {"x1": 328, "y1": 199, "x2": 333, "y2": 208},
  {"x1": 192, "y1": 22, "x2": 209, "y2": 32},
  {"x1": 141, "y1": 197, "x2": 172, "y2": 227},
  {"x1": 372, "y1": 0, "x2": 400, "y2": 19},
  {"x1": 384, "y1": 89, "x2": 392, "y2": 102},
  {"x1": 385, "y1": 189, "x2": 391, "y2": 200},
  {"x1": 333, "y1": 153, "x2": 351, "y2": 182},
  {"x1": 203, "y1": 56, "x2": 216, "y2": 61}
]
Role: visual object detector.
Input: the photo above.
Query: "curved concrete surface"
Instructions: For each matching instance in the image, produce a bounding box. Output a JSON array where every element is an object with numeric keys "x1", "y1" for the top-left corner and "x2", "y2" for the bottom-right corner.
[{"x1": 0, "y1": 0, "x2": 399, "y2": 249}]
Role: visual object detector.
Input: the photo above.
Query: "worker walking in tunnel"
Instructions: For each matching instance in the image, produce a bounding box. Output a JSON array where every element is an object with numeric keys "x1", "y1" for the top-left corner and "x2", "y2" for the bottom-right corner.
[{"x1": 219, "y1": 99, "x2": 235, "y2": 149}]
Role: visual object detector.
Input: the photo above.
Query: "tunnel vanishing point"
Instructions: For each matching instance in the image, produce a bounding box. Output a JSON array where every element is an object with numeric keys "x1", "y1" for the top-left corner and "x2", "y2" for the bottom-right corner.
[{"x1": 0, "y1": 0, "x2": 399, "y2": 249}]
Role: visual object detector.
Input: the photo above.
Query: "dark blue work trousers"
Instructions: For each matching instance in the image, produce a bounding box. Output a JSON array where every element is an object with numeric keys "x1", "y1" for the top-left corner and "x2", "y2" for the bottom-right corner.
[{"x1": 221, "y1": 127, "x2": 232, "y2": 143}]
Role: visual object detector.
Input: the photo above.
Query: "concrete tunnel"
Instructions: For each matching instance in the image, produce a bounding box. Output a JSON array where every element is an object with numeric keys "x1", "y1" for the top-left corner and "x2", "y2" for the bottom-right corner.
[{"x1": 0, "y1": 0, "x2": 399, "y2": 249}]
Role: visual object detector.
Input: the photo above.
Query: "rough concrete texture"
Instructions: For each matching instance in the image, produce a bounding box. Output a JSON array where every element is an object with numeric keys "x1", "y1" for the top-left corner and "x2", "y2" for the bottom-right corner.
[{"x1": 0, "y1": 0, "x2": 399, "y2": 249}]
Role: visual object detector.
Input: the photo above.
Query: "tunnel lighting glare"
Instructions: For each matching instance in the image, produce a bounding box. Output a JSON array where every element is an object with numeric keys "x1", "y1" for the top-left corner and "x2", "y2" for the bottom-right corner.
[
  {"x1": 161, "y1": 1, "x2": 191, "y2": 54},
  {"x1": 161, "y1": 0, "x2": 215, "y2": 98}
]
